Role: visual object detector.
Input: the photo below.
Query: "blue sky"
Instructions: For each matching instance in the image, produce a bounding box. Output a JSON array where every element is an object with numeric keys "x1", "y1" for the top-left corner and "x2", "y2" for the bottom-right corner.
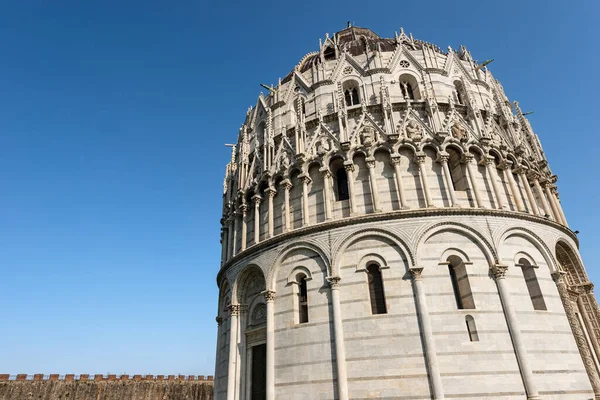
[{"x1": 0, "y1": 1, "x2": 599, "y2": 375}]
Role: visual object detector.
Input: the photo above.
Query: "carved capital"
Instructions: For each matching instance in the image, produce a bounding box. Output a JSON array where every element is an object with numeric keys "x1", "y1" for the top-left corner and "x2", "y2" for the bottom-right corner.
[
  {"x1": 299, "y1": 174, "x2": 312, "y2": 185},
  {"x1": 228, "y1": 304, "x2": 242, "y2": 316},
  {"x1": 365, "y1": 157, "x2": 376, "y2": 169},
  {"x1": 551, "y1": 270, "x2": 567, "y2": 285},
  {"x1": 280, "y1": 179, "x2": 292, "y2": 191},
  {"x1": 265, "y1": 187, "x2": 277, "y2": 198},
  {"x1": 481, "y1": 155, "x2": 495, "y2": 167},
  {"x1": 414, "y1": 153, "x2": 426, "y2": 165},
  {"x1": 491, "y1": 264, "x2": 509, "y2": 280},
  {"x1": 390, "y1": 155, "x2": 402, "y2": 166},
  {"x1": 252, "y1": 194, "x2": 263, "y2": 205},
  {"x1": 527, "y1": 171, "x2": 541, "y2": 182},
  {"x1": 498, "y1": 159, "x2": 513, "y2": 170},
  {"x1": 319, "y1": 167, "x2": 332, "y2": 179},
  {"x1": 343, "y1": 162, "x2": 355, "y2": 172},
  {"x1": 575, "y1": 281, "x2": 595, "y2": 294},
  {"x1": 326, "y1": 276, "x2": 341, "y2": 289},
  {"x1": 240, "y1": 203, "x2": 248, "y2": 215},
  {"x1": 461, "y1": 153, "x2": 474, "y2": 164},
  {"x1": 262, "y1": 290, "x2": 276, "y2": 302},
  {"x1": 409, "y1": 267, "x2": 424, "y2": 280},
  {"x1": 436, "y1": 152, "x2": 449, "y2": 164}
]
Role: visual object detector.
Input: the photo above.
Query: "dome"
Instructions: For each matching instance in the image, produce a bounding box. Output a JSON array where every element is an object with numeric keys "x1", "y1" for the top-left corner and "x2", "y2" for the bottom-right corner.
[{"x1": 215, "y1": 25, "x2": 600, "y2": 400}]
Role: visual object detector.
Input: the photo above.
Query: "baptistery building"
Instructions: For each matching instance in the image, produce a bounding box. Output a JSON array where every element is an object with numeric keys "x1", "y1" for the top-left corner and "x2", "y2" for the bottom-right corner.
[{"x1": 215, "y1": 25, "x2": 600, "y2": 399}]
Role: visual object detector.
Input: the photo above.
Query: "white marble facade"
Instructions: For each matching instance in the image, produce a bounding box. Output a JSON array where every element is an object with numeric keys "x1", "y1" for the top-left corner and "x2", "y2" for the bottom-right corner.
[{"x1": 215, "y1": 25, "x2": 600, "y2": 399}]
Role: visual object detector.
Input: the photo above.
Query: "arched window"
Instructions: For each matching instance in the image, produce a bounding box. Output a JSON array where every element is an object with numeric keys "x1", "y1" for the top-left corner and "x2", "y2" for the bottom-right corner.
[
  {"x1": 518, "y1": 258, "x2": 547, "y2": 311},
  {"x1": 465, "y1": 315, "x2": 479, "y2": 342},
  {"x1": 447, "y1": 148, "x2": 468, "y2": 191},
  {"x1": 448, "y1": 255, "x2": 475, "y2": 309},
  {"x1": 367, "y1": 264, "x2": 387, "y2": 314},
  {"x1": 298, "y1": 274, "x2": 309, "y2": 323},
  {"x1": 335, "y1": 167, "x2": 350, "y2": 201},
  {"x1": 400, "y1": 81, "x2": 415, "y2": 100},
  {"x1": 344, "y1": 87, "x2": 359, "y2": 107},
  {"x1": 454, "y1": 81, "x2": 466, "y2": 105}
]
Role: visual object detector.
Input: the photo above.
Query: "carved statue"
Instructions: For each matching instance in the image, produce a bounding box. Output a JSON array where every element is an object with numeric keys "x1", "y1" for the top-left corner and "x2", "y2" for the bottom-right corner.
[
  {"x1": 405, "y1": 120, "x2": 422, "y2": 139},
  {"x1": 361, "y1": 123, "x2": 375, "y2": 146},
  {"x1": 280, "y1": 149, "x2": 291, "y2": 169},
  {"x1": 316, "y1": 137, "x2": 331, "y2": 155},
  {"x1": 451, "y1": 121, "x2": 468, "y2": 141}
]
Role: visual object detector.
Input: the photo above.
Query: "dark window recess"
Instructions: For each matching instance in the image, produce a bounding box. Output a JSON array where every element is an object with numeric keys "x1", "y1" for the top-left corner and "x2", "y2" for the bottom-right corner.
[
  {"x1": 367, "y1": 264, "x2": 387, "y2": 315},
  {"x1": 345, "y1": 88, "x2": 360, "y2": 107},
  {"x1": 447, "y1": 256, "x2": 476, "y2": 310},
  {"x1": 466, "y1": 315, "x2": 479, "y2": 342},
  {"x1": 449, "y1": 265, "x2": 464, "y2": 309},
  {"x1": 520, "y1": 259, "x2": 547, "y2": 311},
  {"x1": 251, "y1": 344, "x2": 267, "y2": 400},
  {"x1": 324, "y1": 46, "x2": 336, "y2": 61},
  {"x1": 298, "y1": 276, "x2": 309, "y2": 323},
  {"x1": 336, "y1": 167, "x2": 350, "y2": 201}
]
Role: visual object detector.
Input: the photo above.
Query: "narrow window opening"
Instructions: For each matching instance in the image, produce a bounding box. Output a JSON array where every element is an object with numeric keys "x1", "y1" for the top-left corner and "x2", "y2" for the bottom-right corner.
[
  {"x1": 367, "y1": 264, "x2": 387, "y2": 315},
  {"x1": 447, "y1": 148, "x2": 468, "y2": 191},
  {"x1": 336, "y1": 167, "x2": 350, "y2": 201},
  {"x1": 448, "y1": 265, "x2": 463, "y2": 309},
  {"x1": 519, "y1": 258, "x2": 547, "y2": 311},
  {"x1": 466, "y1": 315, "x2": 479, "y2": 342},
  {"x1": 454, "y1": 81, "x2": 466, "y2": 105},
  {"x1": 448, "y1": 255, "x2": 476, "y2": 309},
  {"x1": 298, "y1": 274, "x2": 309, "y2": 323},
  {"x1": 351, "y1": 88, "x2": 359, "y2": 105}
]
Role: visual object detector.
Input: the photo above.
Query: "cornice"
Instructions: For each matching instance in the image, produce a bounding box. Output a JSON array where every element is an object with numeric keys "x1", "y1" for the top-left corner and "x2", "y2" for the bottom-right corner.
[{"x1": 216, "y1": 208, "x2": 578, "y2": 284}]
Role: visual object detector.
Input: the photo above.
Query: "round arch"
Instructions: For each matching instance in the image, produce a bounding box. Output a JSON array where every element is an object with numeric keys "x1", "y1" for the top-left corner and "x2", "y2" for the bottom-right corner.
[
  {"x1": 415, "y1": 222, "x2": 497, "y2": 266},
  {"x1": 496, "y1": 227, "x2": 558, "y2": 273},
  {"x1": 331, "y1": 227, "x2": 413, "y2": 276},
  {"x1": 556, "y1": 239, "x2": 589, "y2": 285},
  {"x1": 267, "y1": 240, "x2": 330, "y2": 291},
  {"x1": 233, "y1": 264, "x2": 267, "y2": 304}
]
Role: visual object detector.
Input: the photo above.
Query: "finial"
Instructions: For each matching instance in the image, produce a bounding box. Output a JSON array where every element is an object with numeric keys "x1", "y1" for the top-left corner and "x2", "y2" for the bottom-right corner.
[
  {"x1": 400, "y1": 27, "x2": 405, "y2": 35},
  {"x1": 347, "y1": 21, "x2": 351, "y2": 28}
]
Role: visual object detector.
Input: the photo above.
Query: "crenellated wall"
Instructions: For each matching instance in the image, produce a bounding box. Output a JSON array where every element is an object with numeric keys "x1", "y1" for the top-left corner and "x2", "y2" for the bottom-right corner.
[{"x1": 0, "y1": 374, "x2": 213, "y2": 400}]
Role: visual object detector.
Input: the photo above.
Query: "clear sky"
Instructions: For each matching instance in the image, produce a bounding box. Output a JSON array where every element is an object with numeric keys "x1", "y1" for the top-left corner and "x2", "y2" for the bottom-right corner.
[{"x1": 0, "y1": 0, "x2": 599, "y2": 375}]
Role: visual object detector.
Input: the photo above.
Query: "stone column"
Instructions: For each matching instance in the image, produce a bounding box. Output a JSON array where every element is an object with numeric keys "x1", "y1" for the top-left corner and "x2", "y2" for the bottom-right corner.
[
  {"x1": 530, "y1": 173, "x2": 553, "y2": 219},
  {"x1": 252, "y1": 195, "x2": 262, "y2": 245},
  {"x1": 483, "y1": 155, "x2": 505, "y2": 209},
  {"x1": 517, "y1": 168, "x2": 540, "y2": 216},
  {"x1": 501, "y1": 161, "x2": 526, "y2": 212},
  {"x1": 553, "y1": 271, "x2": 600, "y2": 399},
  {"x1": 492, "y1": 265, "x2": 540, "y2": 399},
  {"x1": 551, "y1": 186, "x2": 569, "y2": 226},
  {"x1": 220, "y1": 227, "x2": 228, "y2": 266},
  {"x1": 232, "y1": 212, "x2": 239, "y2": 257},
  {"x1": 299, "y1": 174, "x2": 312, "y2": 226},
  {"x1": 390, "y1": 155, "x2": 408, "y2": 209},
  {"x1": 227, "y1": 218, "x2": 234, "y2": 261},
  {"x1": 437, "y1": 152, "x2": 459, "y2": 207},
  {"x1": 577, "y1": 284, "x2": 600, "y2": 371},
  {"x1": 265, "y1": 187, "x2": 277, "y2": 238},
  {"x1": 327, "y1": 276, "x2": 349, "y2": 400},
  {"x1": 415, "y1": 153, "x2": 434, "y2": 208},
  {"x1": 365, "y1": 156, "x2": 381, "y2": 212},
  {"x1": 215, "y1": 316, "x2": 223, "y2": 393},
  {"x1": 343, "y1": 162, "x2": 357, "y2": 215},
  {"x1": 263, "y1": 290, "x2": 276, "y2": 400},
  {"x1": 463, "y1": 153, "x2": 484, "y2": 208},
  {"x1": 240, "y1": 204, "x2": 248, "y2": 252},
  {"x1": 543, "y1": 183, "x2": 562, "y2": 224},
  {"x1": 280, "y1": 179, "x2": 292, "y2": 232},
  {"x1": 226, "y1": 305, "x2": 241, "y2": 400},
  {"x1": 320, "y1": 168, "x2": 333, "y2": 220},
  {"x1": 409, "y1": 267, "x2": 444, "y2": 399}
]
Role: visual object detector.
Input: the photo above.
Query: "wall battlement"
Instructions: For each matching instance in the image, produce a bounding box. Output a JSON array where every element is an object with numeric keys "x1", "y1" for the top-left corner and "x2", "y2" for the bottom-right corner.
[
  {"x1": 0, "y1": 374, "x2": 213, "y2": 381},
  {"x1": 0, "y1": 375, "x2": 214, "y2": 400}
]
